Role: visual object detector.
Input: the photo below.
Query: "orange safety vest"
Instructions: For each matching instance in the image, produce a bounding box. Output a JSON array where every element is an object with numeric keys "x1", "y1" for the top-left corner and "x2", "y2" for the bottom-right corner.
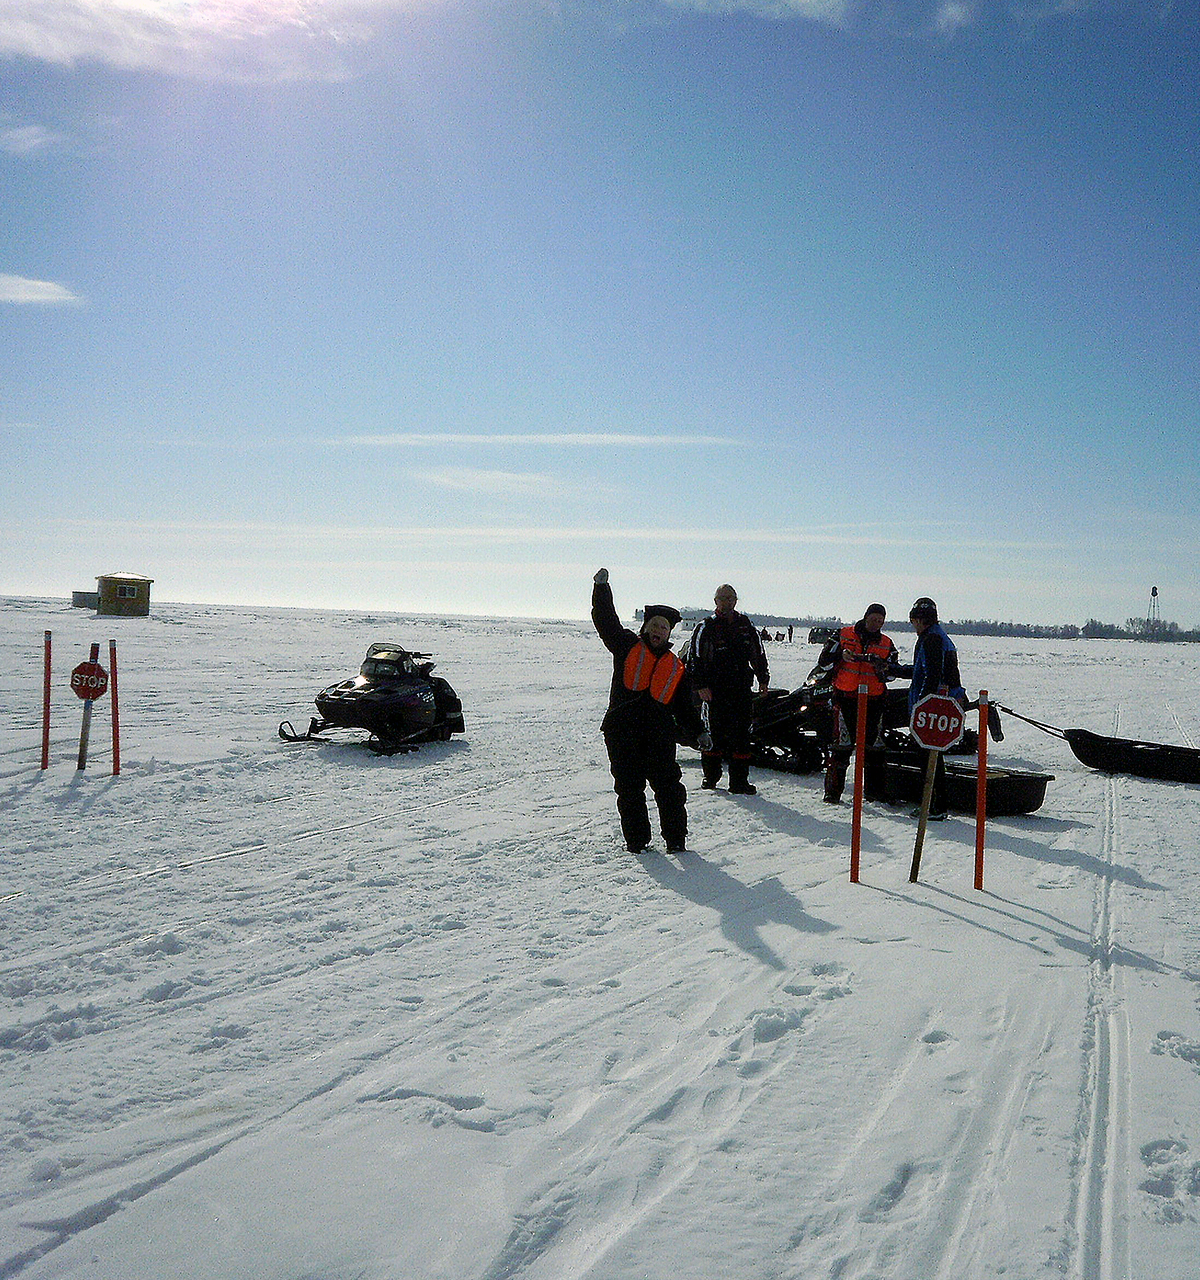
[
  {"x1": 623, "y1": 642, "x2": 685, "y2": 704},
  {"x1": 832, "y1": 625, "x2": 894, "y2": 698}
]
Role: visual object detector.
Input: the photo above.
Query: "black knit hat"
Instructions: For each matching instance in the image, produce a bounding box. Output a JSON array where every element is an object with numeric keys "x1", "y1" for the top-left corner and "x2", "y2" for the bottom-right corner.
[
  {"x1": 864, "y1": 603, "x2": 887, "y2": 618},
  {"x1": 643, "y1": 604, "x2": 682, "y2": 629}
]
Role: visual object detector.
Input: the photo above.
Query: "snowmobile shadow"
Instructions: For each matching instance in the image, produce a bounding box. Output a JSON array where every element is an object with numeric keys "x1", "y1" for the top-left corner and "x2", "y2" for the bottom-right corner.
[
  {"x1": 637, "y1": 851, "x2": 836, "y2": 971},
  {"x1": 275, "y1": 735, "x2": 469, "y2": 770}
]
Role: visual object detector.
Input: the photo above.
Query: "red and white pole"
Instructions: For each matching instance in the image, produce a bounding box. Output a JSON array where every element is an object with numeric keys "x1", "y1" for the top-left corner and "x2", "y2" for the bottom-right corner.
[
  {"x1": 109, "y1": 639, "x2": 120, "y2": 777},
  {"x1": 41, "y1": 631, "x2": 52, "y2": 770},
  {"x1": 849, "y1": 682, "x2": 868, "y2": 883},
  {"x1": 974, "y1": 690, "x2": 988, "y2": 890}
]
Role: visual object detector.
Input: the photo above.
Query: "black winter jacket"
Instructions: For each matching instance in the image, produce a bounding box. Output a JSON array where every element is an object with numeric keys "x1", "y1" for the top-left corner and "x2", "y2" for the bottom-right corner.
[
  {"x1": 592, "y1": 582, "x2": 705, "y2": 743},
  {"x1": 686, "y1": 611, "x2": 770, "y2": 693}
]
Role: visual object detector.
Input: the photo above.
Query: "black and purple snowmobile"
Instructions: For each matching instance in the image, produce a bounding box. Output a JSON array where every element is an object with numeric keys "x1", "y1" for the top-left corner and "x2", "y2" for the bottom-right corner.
[{"x1": 279, "y1": 642, "x2": 465, "y2": 755}]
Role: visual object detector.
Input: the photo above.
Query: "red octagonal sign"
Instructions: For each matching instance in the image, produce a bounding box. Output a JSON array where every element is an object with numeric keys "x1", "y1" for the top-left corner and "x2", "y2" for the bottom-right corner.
[
  {"x1": 910, "y1": 693, "x2": 965, "y2": 751},
  {"x1": 71, "y1": 661, "x2": 109, "y2": 701}
]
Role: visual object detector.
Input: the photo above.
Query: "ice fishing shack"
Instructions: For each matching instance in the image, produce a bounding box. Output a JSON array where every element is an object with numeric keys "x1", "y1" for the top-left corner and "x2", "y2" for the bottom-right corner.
[{"x1": 95, "y1": 573, "x2": 154, "y2": 617}]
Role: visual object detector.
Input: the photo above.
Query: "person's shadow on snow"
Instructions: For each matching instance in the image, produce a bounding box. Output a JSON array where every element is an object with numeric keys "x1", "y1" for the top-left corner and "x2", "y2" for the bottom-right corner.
[{"x1": 637, "y1": 851, "x2": 836, "y2": 970}]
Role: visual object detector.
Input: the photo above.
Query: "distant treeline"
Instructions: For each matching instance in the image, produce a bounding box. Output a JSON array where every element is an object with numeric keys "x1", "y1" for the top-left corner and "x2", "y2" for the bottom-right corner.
[
  {"x1": 645, "y1": 611, "x2": 839, "y2": 631},
  {"x1": 646, "y1": 610, "x2": 1200, "y2": 643},
  {"x1": 933, "y1": 618, "x2": 1200, "y2": 642}
]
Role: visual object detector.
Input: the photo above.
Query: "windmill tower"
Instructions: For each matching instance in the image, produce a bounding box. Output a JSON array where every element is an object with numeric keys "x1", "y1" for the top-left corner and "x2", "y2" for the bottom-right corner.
[{"x1": 1147, "y1": 586, "x2": 1161, "y2": 636}]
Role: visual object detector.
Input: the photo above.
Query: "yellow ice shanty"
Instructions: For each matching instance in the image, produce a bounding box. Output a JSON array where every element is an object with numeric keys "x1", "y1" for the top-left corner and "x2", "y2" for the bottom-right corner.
[{"x1": 96, "y1": 573, "x2": 153, "y2": 617}]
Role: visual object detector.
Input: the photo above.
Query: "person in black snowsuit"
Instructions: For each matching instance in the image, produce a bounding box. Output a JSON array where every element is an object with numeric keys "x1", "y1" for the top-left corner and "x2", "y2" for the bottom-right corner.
[
  {"x1": 592, "y1": 568, "x2": 710, "y2": 854},
  {"x1": 686, "y1": 584, "x2": 770, "y2": 794}
]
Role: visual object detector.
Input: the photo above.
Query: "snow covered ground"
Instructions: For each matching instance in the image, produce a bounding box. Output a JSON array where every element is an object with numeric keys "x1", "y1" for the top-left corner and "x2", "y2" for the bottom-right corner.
[{"x1": 4, "y1": 595, "x2": 1200, "y2": 1280}]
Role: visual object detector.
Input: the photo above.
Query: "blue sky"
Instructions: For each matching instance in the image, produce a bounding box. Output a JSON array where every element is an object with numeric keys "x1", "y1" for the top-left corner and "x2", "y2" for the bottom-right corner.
[{"x1": 2, "y1": 0, "x2": 1196, "y2": 626}]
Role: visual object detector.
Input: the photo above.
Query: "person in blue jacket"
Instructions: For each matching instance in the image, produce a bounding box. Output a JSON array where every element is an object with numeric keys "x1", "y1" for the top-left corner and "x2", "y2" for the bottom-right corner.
[{"x1": 906, "y1": 597, "x2": 966, "y2": 819}]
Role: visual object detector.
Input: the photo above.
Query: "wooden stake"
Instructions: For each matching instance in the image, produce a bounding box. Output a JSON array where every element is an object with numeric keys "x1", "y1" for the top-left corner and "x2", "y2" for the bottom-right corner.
[
  {"x1": 909, "y1": 749, "x2": 939, "y2": 882},
  {"x1": 77, "y1": 643, "x2": 100, "y2": 771}
]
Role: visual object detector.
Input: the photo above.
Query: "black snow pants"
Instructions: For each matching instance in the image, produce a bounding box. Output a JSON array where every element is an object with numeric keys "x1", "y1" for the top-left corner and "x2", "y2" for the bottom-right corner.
[
  {"x1": 604, "y1": 730, "x2": 688, "y2": 850},
  {"x1": 701, "y1": 688, "x2": 754, "y2": 787},
  {"x1": 825, "y1": 693, "x2": 888, "y2": 802}
]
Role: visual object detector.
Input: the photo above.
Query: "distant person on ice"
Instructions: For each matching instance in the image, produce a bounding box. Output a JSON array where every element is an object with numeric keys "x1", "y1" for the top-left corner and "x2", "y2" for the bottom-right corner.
[
  {"x1": 687, "y1": 584, "x2": 770, "y2": 795},
  {"x1": 814, "y1": 604, "x2": 899, "y2": 804},
  {"x1": 591, "y1": 568, "x2": 711, "y2": 854}
]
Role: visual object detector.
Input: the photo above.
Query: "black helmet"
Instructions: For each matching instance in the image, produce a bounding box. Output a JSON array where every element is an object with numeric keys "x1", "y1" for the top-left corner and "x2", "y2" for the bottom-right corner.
[{"x1": 909, "y1": 597, "x2": 938, "y2": 622}]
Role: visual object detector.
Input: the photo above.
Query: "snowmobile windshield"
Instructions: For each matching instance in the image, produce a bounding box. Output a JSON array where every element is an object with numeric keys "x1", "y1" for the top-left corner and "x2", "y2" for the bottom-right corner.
[{"x1": 361, "y1": 658, "x2": 413, "y2": 679}]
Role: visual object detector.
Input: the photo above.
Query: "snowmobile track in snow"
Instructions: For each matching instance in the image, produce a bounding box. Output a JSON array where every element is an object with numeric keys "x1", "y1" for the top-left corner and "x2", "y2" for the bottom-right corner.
[
  {"x1": 0, "y1": 778, "x2": 502, "y2": 906},
  {"x1": 1064, "y1": 713, "x2": 1133, "y2": 1280}
]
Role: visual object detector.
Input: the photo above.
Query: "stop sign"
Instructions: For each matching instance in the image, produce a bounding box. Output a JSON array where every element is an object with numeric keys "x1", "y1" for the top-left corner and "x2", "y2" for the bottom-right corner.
[
  {"x1": 71, "y1": 661, "x2": 109, "y2": 701},
  {"x1": 910, "y1": 693, "x2": 965, "y2": 751}
]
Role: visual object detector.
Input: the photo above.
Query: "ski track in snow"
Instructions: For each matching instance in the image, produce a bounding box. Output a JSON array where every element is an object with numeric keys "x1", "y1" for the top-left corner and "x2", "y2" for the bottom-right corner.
[
  {"x1": 1063, "y1": 770, "x2": 1132, "y2": 1280},
  {"x1": 6, "y1": 603, "x2": 1200, "y2": 1279}
]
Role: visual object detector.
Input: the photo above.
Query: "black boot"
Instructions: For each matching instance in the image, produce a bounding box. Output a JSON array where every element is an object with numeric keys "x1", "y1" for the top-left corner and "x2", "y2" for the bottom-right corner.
[
  {"x1": 728, "y1": 756, "x2": 757, "y2": 795},
  {"x1": 824, "y1": 757, "x2": 847, "y2": 804},
  {"x1": 701, "y1": 753, "x2": 723, "y2": 790}
]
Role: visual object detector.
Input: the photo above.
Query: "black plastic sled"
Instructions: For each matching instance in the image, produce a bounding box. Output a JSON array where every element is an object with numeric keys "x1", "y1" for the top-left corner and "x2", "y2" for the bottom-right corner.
[
  {"x1": 279, "y1": 642, "x2": 465, "y2": 755},
  {"x1": 997, "y1": 706, "x2": 1200, "y2": 786},
  {"x1": 1063, "y1": 728, "x2": 1200, "y2": 784},
  {"x1": 877, "y1": 731, "x2": 1053, "y2": 815}
]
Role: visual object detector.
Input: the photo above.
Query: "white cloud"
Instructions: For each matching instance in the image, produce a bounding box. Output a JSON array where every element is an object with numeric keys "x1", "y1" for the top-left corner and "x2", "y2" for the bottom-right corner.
[
  {"x1": 1, "y1": 124, "x2": 68, "y2": 155},
  {"x1": 663, "y1": 0, "x2": 849, "y2": 22},
  {"x1": 337, "y1": 432, "x2": 736, "y2": 447},
  {"x1": 0, "y1": 275, "x2": 83, "y2": 305},
  {"x1": 0, "y1": 0, "x2": 362, "y2": 80},
  {"x1": 25, "y1": 516, "x2": 1095, "y2": 554},
  {"x1": 934, "y1": 1, "x2": 974, "y2": 32},
  {"x1": 410, "y1": 468, "x2": 553, "y2": 496},
  {"x1": 0, "y1": 0, "x2": 1122, "y2": 79}
]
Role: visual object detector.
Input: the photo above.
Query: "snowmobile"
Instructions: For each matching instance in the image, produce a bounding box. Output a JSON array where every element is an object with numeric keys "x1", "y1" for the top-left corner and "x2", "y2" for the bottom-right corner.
[
  {"x1": 279, "y1": 642, "x2": 465, "y2": 755},
  {"x1": 742, "y1": 659, "x2": 916, "y2": 773},
  {"x1": 680, "y1": 634, "x2": 1050, "y2": 812}
]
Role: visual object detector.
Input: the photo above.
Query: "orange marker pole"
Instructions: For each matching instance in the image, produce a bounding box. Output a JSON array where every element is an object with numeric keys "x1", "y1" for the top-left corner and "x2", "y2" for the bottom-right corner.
[
  {"x1": 109, "y1": 639, "x2": 121, "y2": 777},
  {"x1": 849, "y1": 682, "x2": 868, "y2": 883},
  {"x1": 41, "y1": 631, "x2": 52, "y2": 769},
  {"x1": 974, "y1": 690, "x2": 988, "y2": 890}
]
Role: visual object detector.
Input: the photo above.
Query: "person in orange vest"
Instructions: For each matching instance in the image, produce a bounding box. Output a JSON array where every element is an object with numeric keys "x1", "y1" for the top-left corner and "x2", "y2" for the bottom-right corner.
[
  {"x1": 817, "y1": 604, "x2": 899, "y2": 804},
  {"x1": 592, "y1": 568, "x2": 711, "y2": 854}
]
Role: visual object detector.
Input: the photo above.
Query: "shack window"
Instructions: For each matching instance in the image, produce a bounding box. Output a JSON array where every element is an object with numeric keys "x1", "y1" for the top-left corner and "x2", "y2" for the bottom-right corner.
[{"x1": 116, "y1": 584, "x2": 139, "y2": 599}]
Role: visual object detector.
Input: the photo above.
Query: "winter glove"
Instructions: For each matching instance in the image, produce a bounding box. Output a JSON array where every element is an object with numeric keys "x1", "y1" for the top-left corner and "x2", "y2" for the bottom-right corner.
[
  {"x1": 697, "y1": 731, "x2": 713, "y2": 752},
  {"x1": 594, "y1": 568, "x2": 609, "y2": 584}
]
